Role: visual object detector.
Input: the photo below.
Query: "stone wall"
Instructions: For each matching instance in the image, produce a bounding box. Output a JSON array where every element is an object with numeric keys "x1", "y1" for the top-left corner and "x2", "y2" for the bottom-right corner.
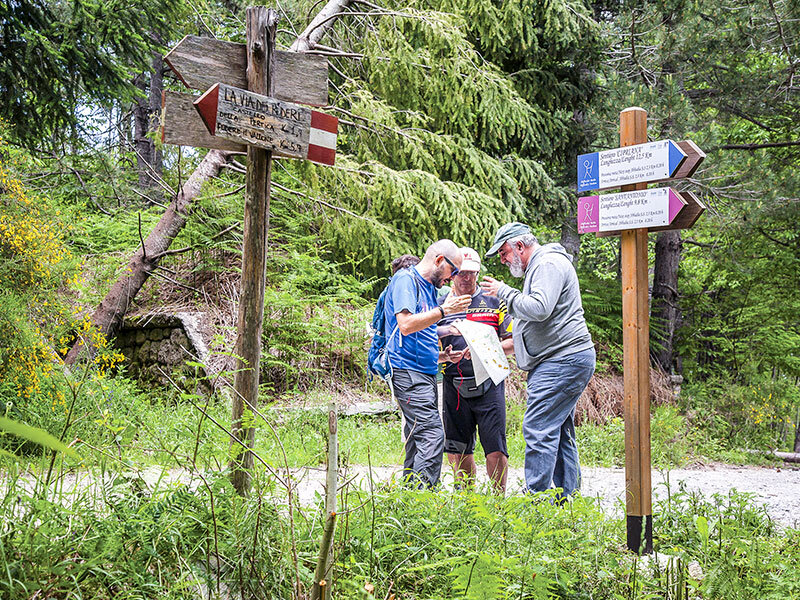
[{"x1": 115, "y1": 312, "x2": 211, "y2": 392}]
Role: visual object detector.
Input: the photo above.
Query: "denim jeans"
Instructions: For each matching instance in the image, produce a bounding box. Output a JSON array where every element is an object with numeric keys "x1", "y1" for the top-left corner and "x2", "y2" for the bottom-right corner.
[
  {"x1": 523, "y1": 347, "x2": 595, "y2": 498},
  {"x1": 391, "y1": 368, "x2": 444, "y2": 488}
]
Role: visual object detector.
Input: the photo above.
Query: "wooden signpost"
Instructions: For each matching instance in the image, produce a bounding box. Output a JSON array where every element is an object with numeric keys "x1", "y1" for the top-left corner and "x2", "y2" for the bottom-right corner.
[
  {"x1": 160, "y1": 7, "x2": 337, "y2": 496},
  {"x1": 577, "y1": 108, "x2": 706, "y2": 554}
]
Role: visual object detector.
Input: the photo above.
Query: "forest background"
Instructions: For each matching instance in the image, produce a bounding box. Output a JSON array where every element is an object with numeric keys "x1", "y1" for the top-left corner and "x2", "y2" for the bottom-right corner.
[{"x1": 1, "y1": 0, "x2": 799, "y2": 598}]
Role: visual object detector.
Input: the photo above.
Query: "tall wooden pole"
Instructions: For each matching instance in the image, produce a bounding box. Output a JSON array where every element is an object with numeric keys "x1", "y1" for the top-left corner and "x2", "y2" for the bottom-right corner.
[
  {"x1": 230, "y1": 6, "x2": 278, "y2": 496},
  {"x1": 620, "y1": 107, "x2": 653, "y2": 553}
]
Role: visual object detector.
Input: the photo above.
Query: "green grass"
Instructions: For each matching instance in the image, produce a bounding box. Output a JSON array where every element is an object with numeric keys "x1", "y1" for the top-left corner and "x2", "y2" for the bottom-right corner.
[
  {"x1": 4, "y1": 377, "x2": 798, "y2": 599},
  {"x1": 89, "y1": 389, "x2": 757, "y2": 472},
  {"x1": 2, "y1": 450, "x2": 798, "y2": 600}
]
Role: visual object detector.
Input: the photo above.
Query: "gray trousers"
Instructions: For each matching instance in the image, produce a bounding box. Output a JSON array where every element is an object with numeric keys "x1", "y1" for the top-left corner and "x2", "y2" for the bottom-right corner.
[{"x1": 391, "y1": 369, "x2": 443, "y2": 488}]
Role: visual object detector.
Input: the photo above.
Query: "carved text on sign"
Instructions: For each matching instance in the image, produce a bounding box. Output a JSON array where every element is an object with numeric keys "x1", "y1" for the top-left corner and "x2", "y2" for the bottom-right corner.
[{"x1": 213, "y1": 83, "x2": 310, "y2": 157}]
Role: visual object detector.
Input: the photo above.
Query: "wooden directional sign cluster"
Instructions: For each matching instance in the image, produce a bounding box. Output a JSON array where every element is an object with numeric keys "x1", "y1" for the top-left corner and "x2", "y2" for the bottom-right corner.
[
  {"x1": 158, "y1": 9, "x2": 340, "y2": 496},
  {"x1": 577, "y1": 140, "x2": 706, "y2": 234},
  {"x1": 160, "y1": 34, "x2": 337, "y2": 161},
  {"x1": 576, "y1": 108, "x2": 706, "y2": 555}
]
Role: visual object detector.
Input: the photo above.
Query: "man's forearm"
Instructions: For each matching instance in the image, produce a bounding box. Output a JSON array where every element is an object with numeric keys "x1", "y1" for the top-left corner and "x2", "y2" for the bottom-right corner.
[
  {"x1": 396, "y1": 307, "x2": 442, "y2": 335},
  {"x1": 497, "y1": 282, "x2": 553, "y2": 322}
]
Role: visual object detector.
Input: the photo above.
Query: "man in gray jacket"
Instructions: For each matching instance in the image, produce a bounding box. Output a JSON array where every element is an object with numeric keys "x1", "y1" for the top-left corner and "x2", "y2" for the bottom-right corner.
[{"x1": 479, "y1": 222, "x2": 595, "y2": 499}]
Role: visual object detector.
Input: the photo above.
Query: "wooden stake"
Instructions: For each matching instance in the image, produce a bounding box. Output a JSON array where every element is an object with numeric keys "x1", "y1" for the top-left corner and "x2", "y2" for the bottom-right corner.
[
  {"x1": 620, "y1": 107, "x2": 653, "y2": 554},
  {"x1": 230, "y1": 6, "x2": 278, "y2": 496},
  {"x1": 326, "y1": 403, "x2": 339, "y2": 514},
  {"x1": 324, "y1": 403, "x2": 338, "y2": 600},
  {"x1": 311, "y1": 510, "x2": 338, "y2": 600}
]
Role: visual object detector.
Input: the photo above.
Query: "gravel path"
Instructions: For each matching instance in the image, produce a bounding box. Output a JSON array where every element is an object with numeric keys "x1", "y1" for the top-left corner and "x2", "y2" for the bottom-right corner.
[
  {"x1": 31, "y1": 462, "x2": 799, "y2": 530},
  {"x1": 287, "y1": 462, "x2": 800, "y2": 529}
]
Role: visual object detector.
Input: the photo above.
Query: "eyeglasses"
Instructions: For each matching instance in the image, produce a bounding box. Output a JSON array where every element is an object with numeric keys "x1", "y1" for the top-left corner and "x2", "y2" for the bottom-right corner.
[{"x1": 442, "y1": 256, "x2": 459, "y2": 277}]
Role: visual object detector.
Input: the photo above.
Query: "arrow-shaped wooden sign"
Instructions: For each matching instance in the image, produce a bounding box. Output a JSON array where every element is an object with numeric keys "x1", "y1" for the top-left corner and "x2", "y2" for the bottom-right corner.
[
  {"x1": 673, "y1": 140, "x2": 705, "y2": 179},
  {"x1": 193, "y1": 83, "x2": 338, "y2": 165},
  {"x1": 577, "y1": 140, "x2": 687, "y2": 192},
  {"x1": 595, "y1": 191, "x2": 705, "y2": 237},
  {"x1": 649, "y1": 191, "x2": 706, "y2": 232},
  {"x1": 578, "y1": 187, "x2": 685, "y2": 234},
  {"x1": 165, "y1": 35, "x2": 329, "y2": 106}
]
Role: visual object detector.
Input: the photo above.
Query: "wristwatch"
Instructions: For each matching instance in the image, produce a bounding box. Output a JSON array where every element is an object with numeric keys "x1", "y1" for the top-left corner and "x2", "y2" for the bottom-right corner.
[{"x1": 437, "y1": 306, "x2": 446, "y2": 320}]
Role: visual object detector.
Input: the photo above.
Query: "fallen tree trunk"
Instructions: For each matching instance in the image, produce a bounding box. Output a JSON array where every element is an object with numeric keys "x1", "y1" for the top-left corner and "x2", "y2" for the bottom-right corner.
[
  {"x1": 773, "y1": 451, "x2": 800, "y2": 464},
  {"x1": 65, "y1": 150, "x2": 231, "y2": 365},
  {"x1": 742, "y1": 448, "x2": 800, "y2": 464},
  {"x1": 290, "y1": 0, "x2": 353, "y2": 53}
]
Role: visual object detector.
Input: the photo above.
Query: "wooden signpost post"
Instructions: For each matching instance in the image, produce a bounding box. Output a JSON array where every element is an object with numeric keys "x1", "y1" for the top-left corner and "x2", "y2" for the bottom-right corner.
[
  {"x1": 160, "y1": 7, "x2": 337, "y2": 496},
  {"x1": 577, "y1": 108, "x2": 705, "y2": 554}
]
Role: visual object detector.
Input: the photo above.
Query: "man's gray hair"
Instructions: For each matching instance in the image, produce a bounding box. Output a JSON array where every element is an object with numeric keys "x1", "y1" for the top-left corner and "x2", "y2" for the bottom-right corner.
[
  {"x1": 423, "y1": 239, "x2": 460, "y2": 261},
  {"x1": 508, "y1": 233, "x2": 538, "y2": 247}
]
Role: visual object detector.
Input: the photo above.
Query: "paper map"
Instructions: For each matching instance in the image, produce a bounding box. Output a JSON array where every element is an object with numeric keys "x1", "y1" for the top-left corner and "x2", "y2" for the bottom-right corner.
[{"x1": 451, "y1": 319, "x2": 510, "y2": 386}]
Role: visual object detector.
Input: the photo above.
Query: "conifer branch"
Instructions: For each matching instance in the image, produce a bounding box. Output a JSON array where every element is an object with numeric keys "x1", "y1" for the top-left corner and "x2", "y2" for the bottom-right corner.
[
  {"x1": 272, "y1": 182, "x2": 364, "y2": 220},
  {"x1": 332, "y1": 106, "x2": 415, "y2": 140},
  {"x1": 351, "y1": 0, "x2": 384, "y2": 10},
  {"x1": 756, "y1": 226, "x2": 795, "y2": 250},
  {"x1": 719, "y1": 104, "x2": 778, "y2": 133},
  {"x1": 306, "y1": 49, "x2": 364, "y2": 58}
]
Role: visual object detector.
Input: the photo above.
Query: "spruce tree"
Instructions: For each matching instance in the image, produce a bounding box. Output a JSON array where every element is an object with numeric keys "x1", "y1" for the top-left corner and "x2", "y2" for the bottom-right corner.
[
  {"x1": 0, "y1": 0, "x2": 185, "y2": 148},
  {"x1": 273, "y1": 0, "x2": 601, "y2": 275}
]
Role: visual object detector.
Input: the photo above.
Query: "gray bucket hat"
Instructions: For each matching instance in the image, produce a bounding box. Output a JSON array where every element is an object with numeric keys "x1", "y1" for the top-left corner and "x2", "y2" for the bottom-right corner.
[{"x1": 485, "y1": 222, "x2": 532, "y2": 257}]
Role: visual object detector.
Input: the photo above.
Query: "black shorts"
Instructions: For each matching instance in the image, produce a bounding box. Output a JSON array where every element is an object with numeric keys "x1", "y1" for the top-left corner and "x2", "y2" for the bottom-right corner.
[{"x1": 442, "y1": 376, "x2": 507, "y2": 457}]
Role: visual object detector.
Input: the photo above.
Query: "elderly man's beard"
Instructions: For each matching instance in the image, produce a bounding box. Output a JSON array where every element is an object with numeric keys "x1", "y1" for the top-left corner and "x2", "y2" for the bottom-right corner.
[{"x1": 509, "y1": 250, "x2": 526, "y2": 278}]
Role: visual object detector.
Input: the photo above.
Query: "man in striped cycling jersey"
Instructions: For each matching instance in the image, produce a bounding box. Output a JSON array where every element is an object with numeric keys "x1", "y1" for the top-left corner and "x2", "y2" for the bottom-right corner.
[{"x1": 438, "y1": 247, "x2": 514, "y2": 493}]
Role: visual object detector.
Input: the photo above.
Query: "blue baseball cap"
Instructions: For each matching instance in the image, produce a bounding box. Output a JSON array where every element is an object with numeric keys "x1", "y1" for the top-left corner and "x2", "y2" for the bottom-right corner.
[{"x1": 485, "y1": 222, "x2": 532, "y2": 257}]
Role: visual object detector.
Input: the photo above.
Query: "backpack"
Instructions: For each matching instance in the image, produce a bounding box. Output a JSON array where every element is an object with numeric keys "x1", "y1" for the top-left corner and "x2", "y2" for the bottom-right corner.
[{"x1": 367, "y1": 269, "x2": 419, "y2": 380}]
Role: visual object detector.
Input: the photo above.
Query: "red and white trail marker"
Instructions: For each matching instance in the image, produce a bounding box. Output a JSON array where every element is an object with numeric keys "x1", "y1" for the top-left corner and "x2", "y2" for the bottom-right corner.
[
  {"x1": 193, "y1": 82, "x2": 338, "y2": 166},
  {"x1": 308, "y1": 111, "x2": 338, "y2": 166}
]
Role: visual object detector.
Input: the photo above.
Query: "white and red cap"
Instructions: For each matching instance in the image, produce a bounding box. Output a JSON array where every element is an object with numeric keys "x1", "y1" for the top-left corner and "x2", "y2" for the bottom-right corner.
[{"x1": 459, "y1": 247, "x2": 481, "y2": 272}]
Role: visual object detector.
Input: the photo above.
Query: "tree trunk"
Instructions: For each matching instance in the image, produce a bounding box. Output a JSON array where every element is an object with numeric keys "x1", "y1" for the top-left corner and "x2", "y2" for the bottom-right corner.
[
  {"x1": 148, "y1": 48, "x2": 164, "y2": 189},
  {"x1": 64, "y1": 150, "x2": 231, "y2": 365},
  {"x1": 652, "y1": 230, "x2": 682, "y2": 373},
  {"x1": 794, "y1": 410, "x2": 800, "y2": 453},
  {"x1": 560, "y1": 216, "x2": 580, "y2": 263},
  {"x1": 133, "y1": 73, "x2": 154, "y2": 195},
  {"x1": 133, "y1": 44, "x2": 164, "y2": 200}
]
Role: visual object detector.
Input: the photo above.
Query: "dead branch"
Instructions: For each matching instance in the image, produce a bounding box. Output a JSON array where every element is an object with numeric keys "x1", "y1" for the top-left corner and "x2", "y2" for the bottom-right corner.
[{"x1": 717, "y1": 140, "x2": 800, "y2": 150}]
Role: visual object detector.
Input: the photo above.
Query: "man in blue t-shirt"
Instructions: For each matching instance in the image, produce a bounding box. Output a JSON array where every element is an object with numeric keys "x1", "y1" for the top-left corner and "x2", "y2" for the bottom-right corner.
[{"x1": 384, "y1": 239, "x2": 472, "y2": 488}]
